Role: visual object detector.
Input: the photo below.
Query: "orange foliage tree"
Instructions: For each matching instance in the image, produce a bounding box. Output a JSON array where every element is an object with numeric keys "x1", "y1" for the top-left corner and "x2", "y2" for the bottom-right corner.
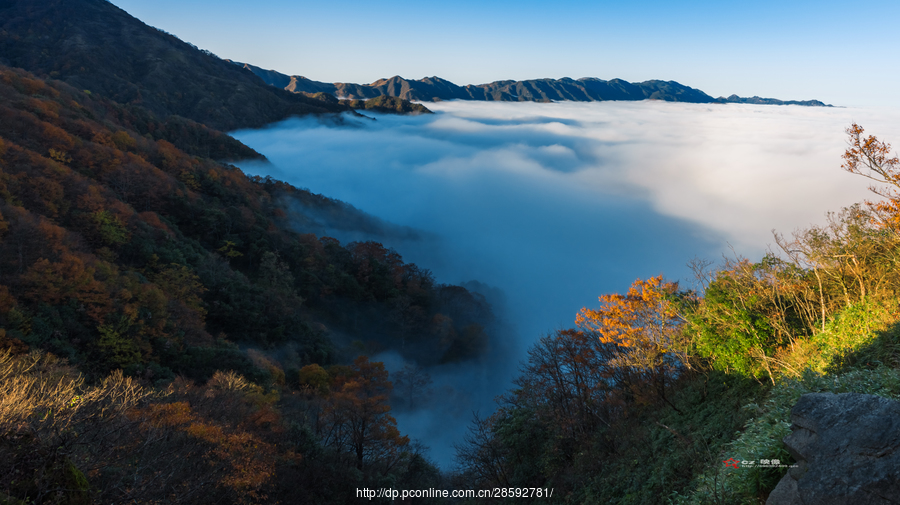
[
  {"x1": 130, "y1": 398, "x2": 276, "y2": 503},
  {"x1": 321, "y1": 356, "x2": 409, "y2": 469},
  {"x1": 21, "y1": 254, "x2": 111, "y2": 322},
  {"x1": 576, "y1": 276, "x2": 688, "y2": 408},
  {"x1": 842, "y1": 123, "x2": 900, "y2": 230}
]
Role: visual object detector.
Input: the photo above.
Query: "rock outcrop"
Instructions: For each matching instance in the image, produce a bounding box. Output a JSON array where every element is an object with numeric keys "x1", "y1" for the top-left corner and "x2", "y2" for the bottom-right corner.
[{"x1": 767, "y1": 392, "x2": 900, "y2": 505}]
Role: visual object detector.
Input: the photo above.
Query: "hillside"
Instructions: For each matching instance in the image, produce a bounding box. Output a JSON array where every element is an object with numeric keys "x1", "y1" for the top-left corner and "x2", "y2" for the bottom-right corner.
[
  {"x1": 237, "y1": 62, "x2": 830, "y2": 106},
  {"x1": 0, "y1": 0, "x2": 351, "y2": 131},
  {"x1": 0, "y1": 61, "x2": 500, "y2": 502},
  {"x1": 718, "y1": 94, "x2": 831, "y2": 106},
  {"x1": 338, "y1": 95, "x2": 433, "y2": 114}
]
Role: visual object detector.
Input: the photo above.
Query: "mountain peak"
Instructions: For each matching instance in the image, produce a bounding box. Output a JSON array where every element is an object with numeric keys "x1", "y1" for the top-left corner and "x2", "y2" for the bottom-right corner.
[{"x1": 0, "y1": 0, "x2": 348, "y2": 130}]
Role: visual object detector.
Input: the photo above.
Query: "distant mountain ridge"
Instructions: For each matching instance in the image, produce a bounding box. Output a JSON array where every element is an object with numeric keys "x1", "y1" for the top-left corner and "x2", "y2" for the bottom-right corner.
[
  {"x1": 0, "y1": 0, "x2": 830, "y2": 139},
  {"x1": 235, "y1": 62, "x2": 831, "y2": 107}
]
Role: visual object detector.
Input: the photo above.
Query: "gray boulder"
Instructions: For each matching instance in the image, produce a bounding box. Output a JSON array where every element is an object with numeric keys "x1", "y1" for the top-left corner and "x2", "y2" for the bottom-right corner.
[{"x1": 767, "y1": 392, "x2": 900, "y2": 505}]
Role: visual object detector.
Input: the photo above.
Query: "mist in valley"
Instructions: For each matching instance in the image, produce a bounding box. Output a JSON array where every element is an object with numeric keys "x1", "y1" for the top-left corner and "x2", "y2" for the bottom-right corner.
[{"x1": 232, "y1": 101, "x2": 899, "y2": 468}]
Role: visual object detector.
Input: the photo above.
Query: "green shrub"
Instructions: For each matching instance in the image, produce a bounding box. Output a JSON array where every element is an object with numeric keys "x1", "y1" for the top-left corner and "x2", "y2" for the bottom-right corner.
[
  {"x1": 780, "y1": 300, "x2": 891, "y2": 375},
  {"x1": 674, "y1": 366, "x2": 900, "y2": 505}
]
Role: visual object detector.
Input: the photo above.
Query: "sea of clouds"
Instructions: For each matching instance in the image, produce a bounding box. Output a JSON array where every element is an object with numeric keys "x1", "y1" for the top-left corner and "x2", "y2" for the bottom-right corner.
[{"x1": 232, "y1": 100, "x2": 900, "y2": 468}]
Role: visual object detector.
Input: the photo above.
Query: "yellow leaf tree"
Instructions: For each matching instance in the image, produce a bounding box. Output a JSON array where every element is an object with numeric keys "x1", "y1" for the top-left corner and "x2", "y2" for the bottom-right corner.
[{"x1": 576, "y1": 276, "x2": 686, "y2": 409}]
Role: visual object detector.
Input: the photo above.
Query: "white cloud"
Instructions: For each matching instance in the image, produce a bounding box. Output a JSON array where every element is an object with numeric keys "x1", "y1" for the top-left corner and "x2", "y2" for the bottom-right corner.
[
  {"x1": 235, "y1": 102, "x2": 900, "y2": 345},
  {"x1": 232, "y1": 101, "x2": 900, "y2": 467},
  {"x1": 423, "y1": 101, "x2": 898, "y2": 251}
]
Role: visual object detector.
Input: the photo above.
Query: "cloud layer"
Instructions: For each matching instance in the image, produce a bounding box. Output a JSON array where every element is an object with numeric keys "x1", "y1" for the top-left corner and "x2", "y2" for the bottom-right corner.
[{"x1": 233, "y1": 100, "x2": 900, "y2": 467}]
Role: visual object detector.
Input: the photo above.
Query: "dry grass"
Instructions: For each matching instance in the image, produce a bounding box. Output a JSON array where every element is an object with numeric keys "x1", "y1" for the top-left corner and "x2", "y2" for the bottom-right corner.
[{"x1": 0, "y1": 350, "x2": 151, "y2": 436}]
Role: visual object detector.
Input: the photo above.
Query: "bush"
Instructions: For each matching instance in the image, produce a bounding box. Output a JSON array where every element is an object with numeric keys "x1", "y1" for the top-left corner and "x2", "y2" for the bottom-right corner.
[{"x1": 675, "y1": 366, "x2": 900, "y2": 505}]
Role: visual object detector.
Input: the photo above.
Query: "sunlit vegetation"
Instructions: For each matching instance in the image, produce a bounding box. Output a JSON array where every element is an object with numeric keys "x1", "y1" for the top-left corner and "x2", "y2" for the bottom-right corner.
[
  {"x1": 0, "y1": 349, "x2": 444, "y2": 504},
  {"x1": 452, "y1": 124, "x2": 900, "y2": 504}
]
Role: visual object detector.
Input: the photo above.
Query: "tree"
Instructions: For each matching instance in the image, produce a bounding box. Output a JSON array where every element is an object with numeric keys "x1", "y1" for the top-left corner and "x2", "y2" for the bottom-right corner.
[
  {"x1": 454, "y1": 412, "x2": 511, "y2": 488},
  {"x1": 392, "y1": 364, "x2": 433, "y2": 410},
  {"x1": 21, "y1": 254, "x2": 111, "y2": 322},
  {"x1": 775, "y1": 206, "x2": 898, "y2": 317},
  {"x1": 152, "y1": 263, "x2": 210, "y2": 343},
  {"x1": 686, "y1": 258, "x2": 792, "y2": 382},
  {"x1": 842, "y1": 123, "x2": 900, "y2": 230},
  {"x1": 96, "y1": 314, "x2": 142, "y2": 369},
  {"x1": 576, "y1": 276, "x2": 686, "y2": 408},
  {"x1": 298, "y1": 363, "x2": 330, "y2": 395},
  {"x1": 321, "y1": 356, "x2": 409, "y2": 470},
  {"x1": 515, "y1": 329, "x2": 615, "y2": 441}
]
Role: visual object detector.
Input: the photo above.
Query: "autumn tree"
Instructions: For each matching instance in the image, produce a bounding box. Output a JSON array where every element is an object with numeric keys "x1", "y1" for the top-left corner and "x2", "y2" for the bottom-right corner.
[
  {"x1": 775, "y1": 206, "x2": 900, "y2": 312},
  {"x1": 0, "y1": 350, "x2": 153, "y2": 503},
  {"x1": 459, "y1": 328, "x2": 622, "y2": 487},
  {"x1": 0, "y1": 350, "x2": 281, "y2": 504},
  {"x1": 298, "y1": 363, "x2": 331, "y2": 396},
  {"x1": 576, "y1": 276, "x2": 687, "y2": 408},
  {"x1": 685, "y1": 257, "x2": 807, "y2": 382},
  {"x1": 320, "y1": 356, "x2": 409, "y2": 470},
  {"x1": 21, "y1": 253, "x2": 111, "y2": 322},
  {"x1": 151, "y1": 263, "x2": 210, "y2": 344},
  {"x1": 842, "y1": 123, "x2": 900, "y2": 230}
]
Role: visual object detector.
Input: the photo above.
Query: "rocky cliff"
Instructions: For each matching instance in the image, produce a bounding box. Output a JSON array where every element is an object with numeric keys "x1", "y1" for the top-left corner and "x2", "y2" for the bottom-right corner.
[{"x1": 767, "y1": 392, "x2": 900, "y2": 505}]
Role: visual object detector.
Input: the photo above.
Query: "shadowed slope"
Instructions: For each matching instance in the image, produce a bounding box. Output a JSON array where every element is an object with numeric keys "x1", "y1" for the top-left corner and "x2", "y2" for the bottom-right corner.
[{"x1": 0, "y1": 0, "x2": 349, "y2": 130}]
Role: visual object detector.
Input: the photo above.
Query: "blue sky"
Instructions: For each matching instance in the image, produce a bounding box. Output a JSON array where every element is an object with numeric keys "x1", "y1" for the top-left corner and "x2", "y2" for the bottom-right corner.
[{"x1": 108, "y1": 0, "x2": 900, "y2": 107}]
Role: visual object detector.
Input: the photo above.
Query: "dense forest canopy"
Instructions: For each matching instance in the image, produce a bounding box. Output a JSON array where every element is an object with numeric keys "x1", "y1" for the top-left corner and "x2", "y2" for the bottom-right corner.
[{"x1": 0, "y1": 63, "x2": 499, "y2": 503}]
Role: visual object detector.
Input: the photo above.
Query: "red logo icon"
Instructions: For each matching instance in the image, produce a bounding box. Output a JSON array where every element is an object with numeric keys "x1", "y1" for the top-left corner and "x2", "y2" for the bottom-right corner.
[{"x1": 723, "y1": 458, "x2": 740, "y2": 469}]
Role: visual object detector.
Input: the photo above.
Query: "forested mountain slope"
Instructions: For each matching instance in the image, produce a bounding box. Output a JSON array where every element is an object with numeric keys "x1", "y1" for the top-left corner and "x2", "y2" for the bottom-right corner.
[
  {"x1": 0, "y1": 60, "x2": 498, "y2": 502},
  {"x1": 0, "y1": 0, "x2": 351, "y2": 130},
  {"x1": 0, "y1": 61, "x2": 493, "y2": 379}
]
